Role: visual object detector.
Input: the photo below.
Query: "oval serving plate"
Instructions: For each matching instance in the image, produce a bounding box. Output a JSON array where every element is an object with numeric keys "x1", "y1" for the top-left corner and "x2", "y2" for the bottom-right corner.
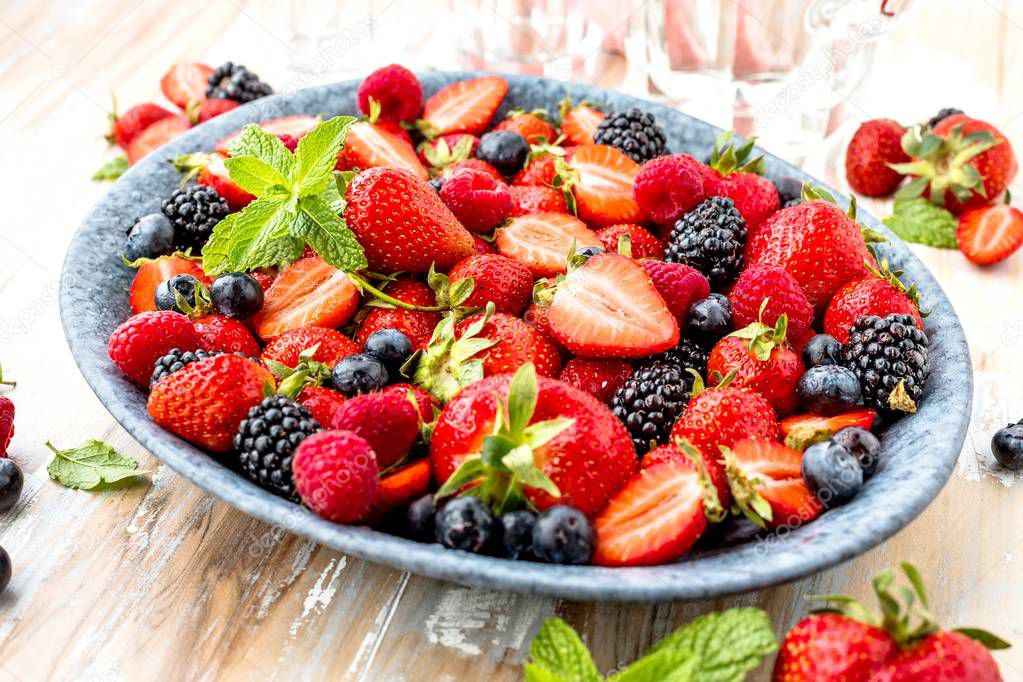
[{"x1": 59, "y1": 72, "x2": 971, "y2": 601}]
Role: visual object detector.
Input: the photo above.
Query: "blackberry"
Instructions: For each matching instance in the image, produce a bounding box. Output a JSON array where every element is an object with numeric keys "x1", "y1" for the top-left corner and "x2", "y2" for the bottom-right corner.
[
  {"x1": 593, "y1": 108, "x2": 667, "y2": 164},
  {"x1": 927, "y1": 107, "x2": 964, "y2": 129},
  {"x1": 612, "y1": 361, "x2": 691, "y2": 455},
  {"x1": 234, "y1": 396, "x2": 321, "y2": 500},
  {"x1": 162, "y1": 185, "x2": 229, "y2": 251},
  {"x1": 206, "y1": 62, "x2": 273, "y2": 103},
  {"x1": 773, "y1": 176, "x2": 804, "y2": 206},
  {"x1": 657, "y1": 337, "x2": 710, "y2": 378},
  {"x1": 664, "y1": 196, "x2": 747, "y2": 287},
  {"x1": 842, "y1": 314, "x2": 929, "y2": 413},
  {"x1": 150, "y1": 348, "x2": 220, "y2": 388}
]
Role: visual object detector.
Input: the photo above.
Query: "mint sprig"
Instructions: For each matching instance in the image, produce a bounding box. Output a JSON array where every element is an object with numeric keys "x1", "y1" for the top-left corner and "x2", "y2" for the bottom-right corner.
[
  {"x1": 92, "y1": 155, "x2": 129, "y2": 181},
  {"x1": 46, "y1": 440, "x2": 148, "y2": 490},
  {"x1": 882, "y1": 197, "x2": 958, "y2": 249},
  {"x1": 201, "y1": 116, "x2": 368, "y2": 275}
]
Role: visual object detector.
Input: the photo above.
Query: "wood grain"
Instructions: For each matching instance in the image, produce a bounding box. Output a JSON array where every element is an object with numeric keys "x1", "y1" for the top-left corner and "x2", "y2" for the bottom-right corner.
[{"x1": 1, "y1": 1, "x2": 1022, "y2": 680}]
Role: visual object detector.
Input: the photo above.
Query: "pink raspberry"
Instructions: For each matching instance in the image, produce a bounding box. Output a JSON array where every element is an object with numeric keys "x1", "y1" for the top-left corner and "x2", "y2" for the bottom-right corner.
[
  {"x1": 330, "y1": 391, "x2": 420, "y2": 468},
  {"x1": 107, "y1": 310, "x2": 200, "y2": 386},
  {"x1": 293, "y1": 430, "x2": 379, "y2": 523},
  {"x1": 357, "y1": 64, "x2": 423, "y2": 121},
  {"x1": 439, "y1": 168, "x2": 512, "y2": 233},
  {"x1": 595, "y1": 224, "x2": 664, "y2": 259},
  {"x1": 729, "y1": 264, "x2": 814, "y2": 345},
  {"x1": 633, "y1": 154, "x2": 707, "y2": 225},
  {"x1": 638, "y1": 260, "x2": 711, "y2": 325}
]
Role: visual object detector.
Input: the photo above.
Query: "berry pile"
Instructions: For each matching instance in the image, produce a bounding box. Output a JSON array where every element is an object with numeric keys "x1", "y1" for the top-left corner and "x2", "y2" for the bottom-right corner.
[{"x1": 105, "y1": 65, "x2": 947, "y2": 568}]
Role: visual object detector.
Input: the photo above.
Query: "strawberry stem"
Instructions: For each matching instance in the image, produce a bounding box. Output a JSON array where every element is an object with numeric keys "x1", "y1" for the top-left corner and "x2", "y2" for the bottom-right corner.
[{"x1": 348, "y1": 272, "x2": 446, "y2": 312}]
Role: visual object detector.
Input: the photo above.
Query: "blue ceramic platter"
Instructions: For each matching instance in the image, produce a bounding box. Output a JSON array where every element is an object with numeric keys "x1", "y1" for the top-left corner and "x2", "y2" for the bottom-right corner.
[{"x1": 59, "y1": 72, "x2": 971, "y2": 601}]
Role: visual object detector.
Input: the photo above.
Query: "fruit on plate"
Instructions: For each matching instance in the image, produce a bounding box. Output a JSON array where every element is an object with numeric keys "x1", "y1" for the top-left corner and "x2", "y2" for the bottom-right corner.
[
  {"x1": 729, "y1": 264, "x2": 814, "y2": 347},
  {"x1": 419, "y1": 75, "x2": 508, "y2": 137},
  {"x1": 632, "y1": 153, "x2": 707, "y2": 225},
  {"x1": 842, "y1": 314, "x2": 929, "y2": 414},
  {"x1": 670, "y1": 375, "x2": 780, "y2": 462},
  {"x1": 336, "y1": 121, "x2": 428, "y2": 179},
  {"x1": 595, "y1": 223, "x2": 664, "y2": 259},
  {"x1": 355, "y1": 279, "x2": 440, "y2": 350},
  {"x1": 357, "y1": 63, "x2": 423, "y2": 122},
  {"x1": 592, "y1": 107, "x2": 667, "y2": 164},
  {"x1": 823, "y1": 262, "x2": 924, "y2": 342},
  {"x1": 559, "y1": 358, "x2": 632, "y2": 406},
  {"x1": 703, "y1": 131, "x2": 780, "y2": 230},
  {"x1": 637, "y1": 260, "x2": 710, "y2": 326},
  {"x1": 845, "y1": 119, "x2": 910, "y2": 197},
  {"x1": 293, "y1": 430, "x2": 379, "y2": 523},
  {"x1": 559, "y1": 97, "x2": 605, "y2": 146},
  {"x1": 448, "y1": 254, "x2": 533, "y2": 315},
  {"x1": 558, "y1": 144, "x2": 644, "y2": 226},
  {"x1": 330, "y1": 390, "x2": 419, "y2": 468},
  {"x1": 723, "y1": 438, "x2": 822, "y2": 529},
  {"x1": 664, "y1": 196, "x2": 748, "y2": 288},
  {"x1": 128, "y1": 254, "x2": 209, "y2": 315},
  {"x1": 780, "y1": 409, "x2": 878, "y2": 451},
  {"x1": 251, "y1": 255, "x2": 360, "y2": 340},
  {"x1": 495, "y1": 212, "x2": 602, "y2": 277},
  {"x1": 611, "y1": 360, "x2": 692, "y2": 454},
  {"x1": 108, "y1": 310, "x2": 200, "y2": 386}
]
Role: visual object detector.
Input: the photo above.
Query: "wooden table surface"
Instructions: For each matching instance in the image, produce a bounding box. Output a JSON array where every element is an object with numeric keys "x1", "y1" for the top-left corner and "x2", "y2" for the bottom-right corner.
[{"x1": 2, "y1": 1, "x2": 1023, "y2": 680}]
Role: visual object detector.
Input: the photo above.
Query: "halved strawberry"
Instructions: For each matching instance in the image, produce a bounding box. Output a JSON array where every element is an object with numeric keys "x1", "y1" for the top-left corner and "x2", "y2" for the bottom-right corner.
[
  {"x1": 251, "y1": 255, "x2": 360, "y2": 340},
  {"x1": 495, "y1": 212, "x2": 601, "y2": 277},
  {"x1": 593, "y1": 459, "x2": 716, "y2": 567},
  {"x1": 956, "y1": 203, "x2": 1023, "y2": 265},
  {"x1": 780, "y1": 409, "x2": 878, "y2": 450},
  {"x1": 128, "y1": 255, "x2": 209, "y2": 314},
  {"x1": 108, "y1": 102, "x2": 176, "y2": 150},
  {"x1": 563, "y1": 145, "x2": 643, "y2": 226},
  {"x1": 215, "y1": 115, "x2": 320, "y2": 154},
  {"x1": 371, "y1": 459, "x2": 432, "y2": 517},
  {"x1": 723, "y1": 438, "x2": 823, "y2": 529},
  {"x1": 199, "y1": 153, "x2": 255, "y2": 210},
  {"x1": 160, "y1": 62, "x2": 214, "y2": 109},
  {"x1": 546, "y1": 253, "x2": 679, "y2": 358},
  {"x1": 420, "y1": 76, "x2": 508, "y2": 137},
  {"x1": 336, "y1": 121, "x2": 428, "y2": 179},
  {"x1": 560, "y1": 99, "x2": 605, "y2": 146},
  {"x1": 126, "y1": 115, "x2": 190, "y2": 164}
]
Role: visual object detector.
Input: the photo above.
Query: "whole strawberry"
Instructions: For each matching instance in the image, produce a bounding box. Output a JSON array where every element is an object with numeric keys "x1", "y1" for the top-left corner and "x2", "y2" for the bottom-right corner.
[
  {"x1": 344, "y1": 167, "x2": 475, "y2": 273},
  {"x1": 356, "y1": 64, "x2": 423, "y2": 121},
  {"x1": 632, "y1": 153, "x2": 707, "y2": 225},
  {"x1": 297, "y1": 386, "x2": 348, "y2": 427},
  {"x1": 729, "y1": 264, "x2": 814, "y2": 346},
  {"x1": 670, "y1": 377, "x2": 780, "y2": 462},
  {"x1": 293, "y1": 430, "x2": 379, "y2": 523},
  {"x1": 824, "y1": 264, "x2": 924, "y2": 343},
  {"x1": 356, "y1": 279, "x2": 440, "y2": 350},
  {"x1": 455, "y1": 311, "x2": 562, "y2": 378},
  {"x1": 707, "y1": 316, "x2": 803, "y2": 416},
  {"x1": 509, "y1": 185, "x2": 569, "y2": 216},
  {"x1": 558, "y1": 358, "x2": 633, "y2": 405},
  {"x1": 448, "y1": 254, "x2": 533, "y2": 315},
  {"x1": 845, "y1": 119, "x2": 910, "y2": 197},
  {"x1": 704, "y1": 132, "x2": 780, "y2": 229},
  {"x1": 108, "y1": 310, "x2": 200, "y2": 386},
  {"x1": 774, "y1": 612, "x2": 896, "y2": 681},
  {"x1": 595, "y1": 224, "x2": 664, "y2": 259},
  {"x1": 192, "y1": 314, "x2": 261, "y2": 356},
  {"x1": 330, "y1": 391, "x2": 420, "y2": 468},
  {"x1": 513, "y1": 154, "x2": 558, "y2": 187},
  {"x1": 262, "y1": 326, "x2": 360, "y2": 369},
  {"x1": 147, "y1": 354, "x2": 273, "y2": 452}
]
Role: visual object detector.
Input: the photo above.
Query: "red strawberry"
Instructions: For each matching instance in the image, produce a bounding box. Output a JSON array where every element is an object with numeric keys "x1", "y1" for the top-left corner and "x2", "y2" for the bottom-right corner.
[
  {"x1": 495, "y1": 213, "x2": 601, "y2": 277},
  {"x1": 508, "y1": 185, "x2": 569, "y2": 216},
  {"x1": 495, "y1": 110, "x2": 557, "y2": 144},
  {"x1": 780, "y1": 409, "x2": 877, "y2": 450},
  {"x1": 108, "y1": 311, "x2": 200, "y2": 386},
  {"x1": 454, "y1": 312, "x2": 562, "y2": 378},
  {"x1": 638, "y1": 260, "x2": 710, "y2": 325},
  {"x1": 824, "y1": 268, "x2": 923, "y2": 343},
  {"x1": 723, "y1": 438, "x2": 822, "y2": 528},
  {"x1": 196, "y1": 153, "x2": 255, "y2": 210},
  {"x1": 293, "y1": 430, "x2": 379, "y2": 523},
  {"x1": 261, "y1": 326, "x2": 359, "y2": 368},
  {"x1": 872, "y1": 631, "x2": 1004, "y2": 681},
  {"x1": 730, "y1": 264, "x2": 815, "y2": 347},
  {"x1": 371, "y1": 459, "x2": 432, "y2": 516},
  {"x1": 596, "y1": 223, "x2": 664, "y2": 259},
  {"x1": 746, "y1": 198, "x2": 873, "y2": 311},
  {"x1": 559, "y1": 98, "x2": 605, "y2": 146},
  {"x1": 707, "y1": 318, "x2": 803, "y2": 416},
  {"x1": 704, "y1": 132, "x2": 780, "y2": 229},
  {"x1": 128, "y1": 255, "x2": 209, "y2": 315},
  {"x1": 417, "y1": 133, "x2": 478, "y2": 172},
  {"x1": 633, "y1": 154, "x2": 707, "y2": 225},
  {"x1": 194, "y1": 98, "x2": 238, "y2": 123},
  {"x1": 956, "y1": 202, "x2": 1023, "y2": 265},
  {"x1": 513, "y1": 154, "x2": 558, "y2": 187},
  {"x1": 562, "y1": 145, "x2": 643, "y2": 226},
  {"x1": 147, "y1": 354, "x2": 273, "y2": 452},
  {"x1": 593, "y1": 456, "x2": 721, "y2": 566},
  {"x1": 773, "y1": 613, "x2": 897, "y2": 681},
  {"x1": 215, "y1": 115, "x2": 319, "y2": 154},
  {"x1": 895, "y1": 114, "x2": 1017, "y2": 214},
  {"x1": 126, "y1": 115, "x2": 190, "y2": 164},
  {"x1": 108, "y1": 102, "x2": 176, "y2": 150},
  {"x1": 845, "y1": 119, "x2": 910, "y2": 197},
  {"x1": 420, "y1": 76, "x2": 508, "y2": 137},
  {"x1": 356, "y1": 279, "x2": 441, "y2": 350},
  {"x1": 192, "y1": 314, "x2": 261, "y2": 356},
  {"x1": 430, "y1": 368, "x2": 637, "y2": 517},
  {"x1": 471, "y1": 233, "x2": 497, "y2": 255},
  {"x1": 160, "y1": 62, "x2": 214, "y2": 109},
  {"x1": 439, "y1": 168, "x2": 512, "y2": 232},
  {"x1": 670, "y1": 381, "x2": 780, "y2": 462},
  {"x1": 336, "y1": 121, "x2": 428, "y2": 179},
  {"x1": 250, "y1": 271, "x2": 276, "y2": 291},
  {"x1": 386, "y1": 383, "x2": 438, "y2": 423},
  {"x1": 523, "y1": 301, "x2": 567, "y2": 356},
  {"x1": 357, "y1": 64, "x2": 423, "y2": 121},
  {"x1": 643, "y1": 441, "x2": 730, "y2": 510},
  {"x1": 251, "y1": 255, "x2": 361, "y2": 340},
  {"x1": 449, "y1": 254, "x2": 533, "y2": 315},
  {"x1": 330, "y1": 391, "x2": 420, "y2": 467},
  {"x1": 546, "y1": 253, "x2": 679, "y2": 358},
  {"x1": 558, "y1": 358, "x2": 633, "y2": 405},
  {"x1": 442, "y1": 158, "x2": 503, "y2": 183},
  {"x1": 297, "y1": 385, "x2": 347, "y2": 427},
  {"x1": 345, "y1": 167, "x2": 475, "y2": 273},
  {"x1": 0, "y1": 396, "x2": 14, "y2": 457}
]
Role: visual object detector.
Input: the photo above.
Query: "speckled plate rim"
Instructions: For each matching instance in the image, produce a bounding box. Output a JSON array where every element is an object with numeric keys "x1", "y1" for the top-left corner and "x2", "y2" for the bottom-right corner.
[{"x1": 59, "y1": 71, "x2": 972, "y2": 602}]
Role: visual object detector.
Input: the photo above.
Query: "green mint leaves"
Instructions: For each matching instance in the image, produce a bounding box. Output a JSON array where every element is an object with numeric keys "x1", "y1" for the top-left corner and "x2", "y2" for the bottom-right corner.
[
  {"x1": 201, "y1": 116, "x2": 368, "y2": 275},
  {"x1": 883, "y1": 197, "x2": 958, "y2": 249},
  {"x1": 525, "y1": 608, "x2": 776, "y2": 682},
  {"x1": 46, "y1": 440, "x2": 147, "y2": 490},
  {"x1": 92, "y1": 156, "x2": 129, "y2": 181}
]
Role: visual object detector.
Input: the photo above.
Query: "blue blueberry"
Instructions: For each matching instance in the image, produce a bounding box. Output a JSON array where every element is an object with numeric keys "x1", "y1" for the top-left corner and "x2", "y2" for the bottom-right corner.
[
  {"x1": 155, "y1": 274, "x2": 203, "y2": 313},
  {"x1": 802, "y1": 334, "x2": 843, "y2": 368},
  {"x1": 797, "y1": 365, "x2": 862, "y2": 415},
  {"x1": 500, "y1": 510, "x2": 536, "y2": 560},
  {"x1": 210, "y1": 272, "x2": 263, "y2": 319},
  {"x1": 406, "y1": 494, "x2": 436, "y2": 542},
  {"x1": 331, "y1": 354, "x2": 389, "y2": 395},
  {"x1": 991, "y1": 423, "x2": 1023, "y2": 470},
  {"x1": 477, "y1": 130, "x2": 530, "y2": 176},
  {"x1": 363, "y1": 329, "x2": 413, "y2": 372},
  {"x1": 532, "y1": 505, "x2": 594, "y2": 565},
  {"x1": 0, "y1": 459, "x2": 22, "y2": 513},
  {"x1": 687, "y1": 293, "x2": 732, "y2": 339},
  {"x1": 575, "y1": 245, "x2": 604, "y2": 259},
  {"x1": 0, "y1": 546, "x2": 9, "y2": 595},
  {"x1": 802, "y1": 440, "x2": 864, "y2": 507},
  {"x1": 122, "y1": 213, "x2": 174, "y2": 262},
  {"x1": 832, "y1": 426, "x2": 881, "y2": 477},
  {"x1": 434, "y1": 497, "x2": 495, "y2": 553}
]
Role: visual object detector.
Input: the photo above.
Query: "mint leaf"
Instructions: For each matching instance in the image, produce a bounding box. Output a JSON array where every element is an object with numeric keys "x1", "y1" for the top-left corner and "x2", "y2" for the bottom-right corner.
[
  {"x1": 294, "y1": 195, "x2": 368, "y2": 271},
  {"x1": 202, "y1": 197, "x2": 303, "y2": 275},
  {"x1": 293, "y1": 115, "x2": 356, "y2": 195},
  {"x1": 647, "y1": 608, "x2": 777, "y2": 682},
  {"x1": 224, "y1": 155, "x2": 292, "y2": 197},
  {"x1": 528, "y1": 618, "x2": 602, "y2": 682},
  {"x1": 228, "y1": 124, "x2": 295, "y2": 177},
  {"x1": 46, "y1": 440, "x2": 147, "y2": 490},
  {"x1": 883, "y1": 197, "x2": 958, "y2": 249},
  {"x1": 92, "y1": 156, "x2": 129, "y2": 181},
  {"x1": 523, "y1": 663, "x2": 575, "y2": 682},
  {"x1": 608, "y1": 645, "x2": 696, "y2": 682}
]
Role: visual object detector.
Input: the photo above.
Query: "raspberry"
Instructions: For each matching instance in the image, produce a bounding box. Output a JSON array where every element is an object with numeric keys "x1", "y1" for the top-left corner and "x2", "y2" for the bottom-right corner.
[
  {"x1": 357, "y1": 64, "x2": 423, "y2": 122},
  {"x1": 596, "y1": 224, "x2": 664, "y2": 259},
  {"x1": 633, "y1": 154, "x2": 707, "y2": 225},
  {"x1": 638, "y1": 260, "x2": 711, "y2": 325},
  {"x1": 558, "y1": 358, "x2": 633, "y2": 405},
  {"x1": 729, "y1": 264, "x2": 815, "y2": 345},
  {"x1": 509, "y1": 185, "x2": 568, "y2": 216},
  {"x1": 442, "y1": 158, "x2": 502, "y2": 183},
  {"x1": 293, "y1": 430, "x2": 379, "y2": 523},
  {"x1": 449, "y1": 254, "x2": 533, "y2": 315},
  {"x1": 330, "y1": 391, "x2": 420, "y2": 467},
  {"x1": 386, "y1": 383, "x2": 437, "y2": 422},
  {"x1": 439, "y1": 168, "x2": 512, "y2": 233},
  {"x1": 107, "y1": 311, "x2": 200, "y2": 386}
]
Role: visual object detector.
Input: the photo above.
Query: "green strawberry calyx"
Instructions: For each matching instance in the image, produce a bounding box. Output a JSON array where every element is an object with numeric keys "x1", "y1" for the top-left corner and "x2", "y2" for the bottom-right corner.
[
  {"x1": 727, "y1": 300, "x2": 788, "y2": 361},
  {"x1": 425, "y1": 263, "x2": 478, "y2": 318},
  {"x1": 719, "y1": 444, "x2": 774, "y2": 529},
  {"x1": 433, "y1": 362, "x2": 570, "y2": 515},
  {"x1": 675, "y1": 439, "x2": 726, "y2": 523},
  {"x1": 864, "y1": 257, "x2": 928, "y2": 316},
  {"x1": 709, "y1": 130, "x2": 767, "y2": 177},
  {"x1": 417, "y1": 134, "x2": 475, "y2": 174},
  {"x1": 801, "y1": 183, "x2": 889, "y2": 244},
  {"x1": 810, "y1": 563, "x2": 1010, "y2": 650},
  {"x1": 891, "y1": 123, "x2": 1002, "y2": 207},
  {"x1": 265, "y1": 344, "x2": 334, "y2": 399},
  {"x1": 408, "y1": 302, "x2": 499, "y2": 404},
  {"x1": 551, "y1": 157, "x2": 580, "y2": 216}
]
